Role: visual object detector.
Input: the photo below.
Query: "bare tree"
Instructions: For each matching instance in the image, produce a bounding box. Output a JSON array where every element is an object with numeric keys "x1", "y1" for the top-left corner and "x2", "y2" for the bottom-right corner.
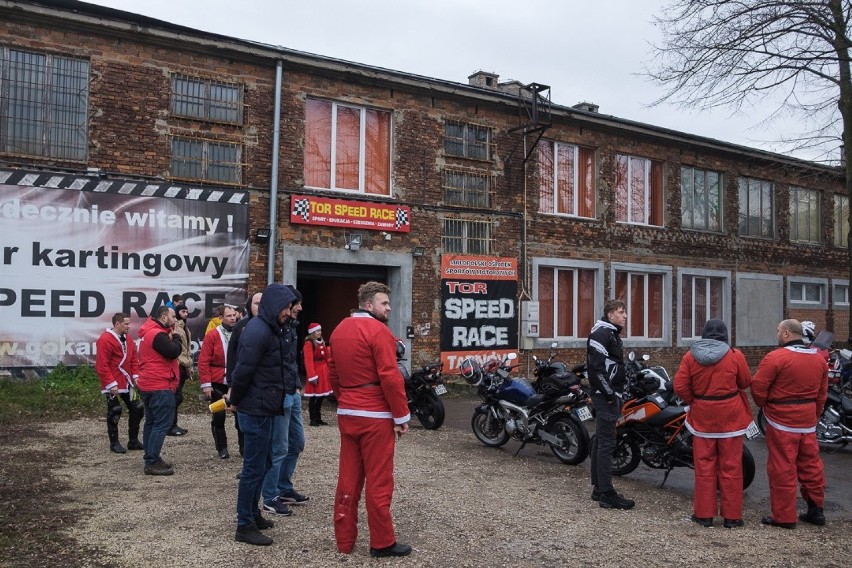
[{"x1": 647, "y1": 0, "x2": 852, "y2": 339}]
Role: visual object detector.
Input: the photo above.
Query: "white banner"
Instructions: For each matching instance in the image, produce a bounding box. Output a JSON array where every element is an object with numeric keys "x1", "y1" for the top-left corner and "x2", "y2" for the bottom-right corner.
[{"x1": 0, "y1": 180, "x2": 249, "y2": 367}]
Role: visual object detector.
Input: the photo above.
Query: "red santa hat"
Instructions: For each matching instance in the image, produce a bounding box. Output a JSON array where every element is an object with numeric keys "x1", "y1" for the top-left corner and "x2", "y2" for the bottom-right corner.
[{"x1": 308, "y1": 322, "x2": 322, "y2": 334}]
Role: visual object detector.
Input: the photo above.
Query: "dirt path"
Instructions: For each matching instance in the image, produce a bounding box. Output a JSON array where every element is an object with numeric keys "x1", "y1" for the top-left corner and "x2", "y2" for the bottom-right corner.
[{"x1": 15, "y1": 412, "x2": 851, "y2": 567}]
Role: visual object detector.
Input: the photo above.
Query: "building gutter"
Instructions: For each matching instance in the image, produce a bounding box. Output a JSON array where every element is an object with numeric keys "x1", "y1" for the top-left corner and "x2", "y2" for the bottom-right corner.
[{"x1": 268, "y1": 60, "x2": 283, "y2": 285}]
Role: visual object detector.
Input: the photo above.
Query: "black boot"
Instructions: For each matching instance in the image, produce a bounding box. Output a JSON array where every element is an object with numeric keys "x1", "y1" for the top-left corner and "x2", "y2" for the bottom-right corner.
[
  {"x1": 316, "y1": 396, "x2": 328, "y2": 425},
  {"x1": 213, "y1": 424, "x2": 229, "y2": 459},
  {"x1": 799, "y1": 500, "x2": 826, "y2": 526},
  {"x1": 308, "y1": 398, "x2": 320, "y2": 426},
  {"x1": 107, "y1": 403, "x2": 126, "y2": 454}
]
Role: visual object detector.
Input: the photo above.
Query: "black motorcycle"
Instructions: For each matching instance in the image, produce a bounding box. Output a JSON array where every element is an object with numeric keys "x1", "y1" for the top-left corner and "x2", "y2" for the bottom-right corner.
[
  {"x1": 462, "y1": 352, "x2": 590, "y2": 465},
  {"x1": 532, "y1": 341, "x2": 594, "y2": 424},
  {"x1": 396, "y1": 341, "x2": 446, "y2": 430}
]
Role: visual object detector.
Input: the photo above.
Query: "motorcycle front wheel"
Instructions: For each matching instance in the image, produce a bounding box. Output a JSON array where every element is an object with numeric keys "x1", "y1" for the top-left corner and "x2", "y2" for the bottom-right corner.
[
  {"x1": 611, "y1": 433, "x2": 642, "y2": 476},
  {"x1": 546, "y1": 414, "x2": 590, "y2": 465},
  {"x1": 413, "y1": 390, "x2": 445, "y2": 430},
  {"x1": 471, "y1": 407, "x2": 510, "y2": 447}
]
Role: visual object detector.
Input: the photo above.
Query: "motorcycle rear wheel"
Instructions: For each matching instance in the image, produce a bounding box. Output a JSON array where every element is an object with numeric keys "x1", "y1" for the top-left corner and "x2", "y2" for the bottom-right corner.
[
  {"x1": 611, "y1": 434, "x2": 641, "y2": 476},
  {"x1": 546, "y1": 414, "x2": 589, "y2": 465},
  {"x1": 471, "y1": 407, "x2": 510, "y2": 447},
  {"x1": 756, "y1": 409, "x2": 768, "y2": 435},
  {"x1": 742, "y1": 444, "x2": 756, "y2": 490},
  {"x1": 413, "y1": 390, "x2": 445, "y2": 430}
]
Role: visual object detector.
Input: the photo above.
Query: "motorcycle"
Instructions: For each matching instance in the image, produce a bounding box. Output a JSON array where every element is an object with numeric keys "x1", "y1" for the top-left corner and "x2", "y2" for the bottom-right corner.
[
  {"x1": 396, "y1": 341, "x2": 446, "y2": 430},
  {"x1": 608, "y1": 352, "x2": 756, "y2": 488},
  {"x1": 756, "y1": 346, "x2": 852, "y2": 449},
  {"x1": 532, "y1": 341, "x2": 594, "y2": 423},
  {"x1": 462, "y1": 352, "x2": 591, "y2": 465}
]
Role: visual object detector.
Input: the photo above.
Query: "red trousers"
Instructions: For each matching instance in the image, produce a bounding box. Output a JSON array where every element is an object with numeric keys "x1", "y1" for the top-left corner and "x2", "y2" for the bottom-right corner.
[
  {"x1": 693, "y1": 436, "x2": 744, "y2": 519},
  {"x1": 334, "y1": 415, "x2": 397, "y2": 553},
  {"x1": 765, "y1": 425, "x2": 825, "y2": 524}
]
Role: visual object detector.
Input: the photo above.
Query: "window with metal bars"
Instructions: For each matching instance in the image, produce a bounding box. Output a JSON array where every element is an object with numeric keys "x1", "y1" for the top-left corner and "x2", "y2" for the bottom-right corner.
[
  {"x1": 170, "y1": 137, "x2": 241, "y2": 184},
  {"x1": 442, "y1": 169, "x2": 491, "y2": 207},
  {"x1": 441, "y1": 218, "x2": 492, "y2": 254},
  {"x1": 0, "y1": 48, "x2": 89, "y2": 160},
  {"x1": 170, "y1": 74, "x2": 243, "y2": 124},
  {"x1": 444, "y1": 121, "x2": 491, "y2": 160}
]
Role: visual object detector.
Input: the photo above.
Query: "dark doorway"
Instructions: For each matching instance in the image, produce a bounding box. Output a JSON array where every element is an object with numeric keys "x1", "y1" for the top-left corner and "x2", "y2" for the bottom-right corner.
[{"x1": 296, "y1": 261, "x2": 388, "y2": 346}]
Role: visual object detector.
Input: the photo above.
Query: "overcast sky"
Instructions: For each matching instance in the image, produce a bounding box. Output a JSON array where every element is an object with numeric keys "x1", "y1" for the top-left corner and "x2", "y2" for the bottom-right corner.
[{"x1": 85, "y1": 0, "x2": 833, "y2": 163}]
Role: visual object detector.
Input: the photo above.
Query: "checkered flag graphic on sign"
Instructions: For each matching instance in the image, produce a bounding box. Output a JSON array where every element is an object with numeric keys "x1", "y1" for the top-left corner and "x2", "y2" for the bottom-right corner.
[
  {"x1": 293, "y1": 198, "x2": 311, "y2": 222},
  {"x1": 394, "y1": 208, "x2": 409, "y2": 230}
]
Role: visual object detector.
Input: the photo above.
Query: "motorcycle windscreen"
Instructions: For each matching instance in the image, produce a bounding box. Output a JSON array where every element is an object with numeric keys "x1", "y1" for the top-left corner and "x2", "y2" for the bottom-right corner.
[{"x1": 813, "y1": 330, "x2": 834, "y2": 351}]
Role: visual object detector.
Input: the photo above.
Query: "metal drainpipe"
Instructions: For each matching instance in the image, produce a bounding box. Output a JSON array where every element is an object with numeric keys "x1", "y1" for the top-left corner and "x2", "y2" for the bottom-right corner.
[{"x1": 267, "y1": 60, "x2": 283, "y2": 285}]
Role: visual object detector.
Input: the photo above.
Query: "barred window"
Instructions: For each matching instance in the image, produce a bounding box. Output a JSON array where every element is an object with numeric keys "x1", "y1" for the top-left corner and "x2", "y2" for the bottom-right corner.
[
  {"x1": 442, "y1": 218, "x2": 492, "y2": 254},
  {"x1": 444, "y1": 121, "x2": 491, "y2": 160},
  {"x1": 0, "y1": 48, "x2": 89, "y2": 160},
  {"x1": 171, "y1": 137, "x2": 241, "y2": 184},
  {"x1": 443, "y1": 169, "x2": 491, "y2": 207},
  {"x1": 171, "y1": 74, "x2": 243, "y2": 124}
]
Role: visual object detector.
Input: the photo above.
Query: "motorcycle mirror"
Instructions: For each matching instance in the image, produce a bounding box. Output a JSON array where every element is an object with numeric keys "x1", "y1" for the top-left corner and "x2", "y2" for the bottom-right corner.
[
  {"x1": 628, "y1": 351, "x2": 636, "y2": 361},
  {"x1": 507, "y1": 352, "x2": 518, "y2": 361},
  {"x1": 550, "y1": 342, "x2": 558, "y2": 349}
]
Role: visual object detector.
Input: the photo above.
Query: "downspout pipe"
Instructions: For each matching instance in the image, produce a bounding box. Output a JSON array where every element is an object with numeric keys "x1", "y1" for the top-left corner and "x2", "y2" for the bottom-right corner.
[{"x1": 267, "y1": 59, "x2": 283, "y2": 284}]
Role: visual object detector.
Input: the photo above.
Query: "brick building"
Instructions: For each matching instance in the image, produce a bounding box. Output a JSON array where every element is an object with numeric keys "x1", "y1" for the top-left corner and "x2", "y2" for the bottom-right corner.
[{"x1": 0, "y1": 0, "x2": 846, "y2": 373}]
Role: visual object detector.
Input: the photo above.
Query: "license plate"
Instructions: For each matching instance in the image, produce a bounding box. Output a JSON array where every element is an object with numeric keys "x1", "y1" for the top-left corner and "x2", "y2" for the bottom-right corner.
[
  {"x1": 434, "y1": 384, "x2": 447, "y2": 395},
  {"x1": 745, "y1": 420, "x2": 762, "y2": 440},
  {"x1": 574, "y1": 405, "x2": 593, "y2": 422}
]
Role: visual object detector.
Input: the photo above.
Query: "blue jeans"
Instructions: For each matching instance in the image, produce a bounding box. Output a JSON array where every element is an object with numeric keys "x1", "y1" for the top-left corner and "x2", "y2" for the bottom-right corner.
[
  {"x1": 261, "y1": 408, "x2": 291, "y2": 504},
  {"x1": 236, "y1": 412, "x2": 275, "y2": 527},
  {"x1": 141, "y1": 390, "x2": 176, "y2": 466},
  {"x1": 279, "y1": 392, "x2": 305, "y2": 494}
]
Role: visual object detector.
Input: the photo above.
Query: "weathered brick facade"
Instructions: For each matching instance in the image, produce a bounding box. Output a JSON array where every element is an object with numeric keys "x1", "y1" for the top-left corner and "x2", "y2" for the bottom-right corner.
[{"x1": 1, "y1": 0, "x2": 847, "y2": 374}]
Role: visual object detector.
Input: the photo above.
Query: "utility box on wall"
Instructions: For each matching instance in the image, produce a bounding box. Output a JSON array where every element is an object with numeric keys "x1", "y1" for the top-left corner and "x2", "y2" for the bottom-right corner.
[{"x1": 519, "y1": 300, "x2": 540, "y2": 349}]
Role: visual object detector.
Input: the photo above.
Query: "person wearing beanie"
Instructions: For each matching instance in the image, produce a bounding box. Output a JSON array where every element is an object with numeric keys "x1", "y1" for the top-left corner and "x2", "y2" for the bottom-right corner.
[
  {"x1": 303, "y1": 323, "x2": 333, "y2": 426},
  {"x1": 198, "y1": 305, "x2": 239, "y2": 459},
  {"x1": 168, "y1": 302, "x2": 192, "y2": 436},
  {"x1": 674, "y1": 319, "x2": 753, "y2": 528}
]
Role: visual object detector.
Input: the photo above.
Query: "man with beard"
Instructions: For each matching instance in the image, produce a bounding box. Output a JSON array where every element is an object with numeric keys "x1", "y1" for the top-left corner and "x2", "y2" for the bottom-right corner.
[
  {"x1": 169, "y1": 302, "x2": 192, "y2": 436},
  {"x1": 95, "y1": 312, "x2": 144, "y2": 454},
  {"x1": 137, "y1": 306, "x2": 183, "y2": 475},
  {"x1": 328, "y1": 281, "x2": 411, "y2": 558},
  {"x1": 198, "y1": 304, "x2": 239, "y2": 459}
]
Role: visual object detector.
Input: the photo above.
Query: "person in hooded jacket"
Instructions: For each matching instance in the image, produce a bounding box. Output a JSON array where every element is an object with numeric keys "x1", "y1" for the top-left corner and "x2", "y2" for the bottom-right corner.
[
  {"x1": 674, "y1": 319, "x2": 753, "y2": 528},
  {"x1": 228, "y1": 283, "x2": 296, "y2": 546},
  {"x1": 225, "y1": 291, "x2": 263, "y2": 456}
]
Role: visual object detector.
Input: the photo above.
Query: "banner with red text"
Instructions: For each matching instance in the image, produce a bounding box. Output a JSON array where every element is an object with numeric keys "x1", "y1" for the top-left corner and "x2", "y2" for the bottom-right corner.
[
  {"x1": 439, "y1": 255, "x2": 518, "y2": 373},
  {"x1": 290, "y1": 194, "x2": 411, "y2": 232},
  {"x1": 0, "y1": 172, "x2": 249, "y2": 368}
]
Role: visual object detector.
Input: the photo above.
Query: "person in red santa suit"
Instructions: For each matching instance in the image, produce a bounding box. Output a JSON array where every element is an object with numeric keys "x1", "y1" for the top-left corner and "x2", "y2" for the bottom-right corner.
[
  {"x1": 752, "y1": 319, "x2": 829, "y2": 529},
  {"x1": 95, "y1": 312, "x2": 144, "y2": 454},
  {"x1": 328, "y1": 281, "x2": 412, "y2": 558},
  {"x1": 304, "y1": 322, "x2": 333, "y2": 426},
  {"x1": 674, "y1": 319, "x2": 752, "y2": 529},
  {"x1": 198, "y1": 304, "x2": 239, "y2": 459}
]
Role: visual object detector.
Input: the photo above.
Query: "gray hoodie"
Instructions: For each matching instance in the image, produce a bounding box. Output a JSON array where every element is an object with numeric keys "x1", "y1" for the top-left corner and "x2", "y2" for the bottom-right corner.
[{"x1": 689, "y1": 339, "x2": 730, "y2": 366}]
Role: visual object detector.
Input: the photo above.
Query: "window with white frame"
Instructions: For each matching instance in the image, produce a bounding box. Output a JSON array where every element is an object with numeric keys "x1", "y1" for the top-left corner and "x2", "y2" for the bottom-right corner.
[
  {"x1": 443, "y1": 169, "x2": 491, "y2": 207},
  {"x1": 738, "y1": 177, "x2": 775, "y2": 238},
  {"x1": 789, "y1": 187, "x2": 821, "y2": 244},
  {"x1": 444, "y1": 121, "x2": 491, "y2": 160},
  {"x1": 0, "y1": 48, "x2": 89, "y2": 160},
  {"x1": 538, "y1": 141, "x2": 595, "y2": 218},
  {"x1": 789, "y1": 281, "x2": 824, "y2": 304},
  {"x1": 614, "y1": 267, "x2": 667, "y2": 339},
  {"x1": 442, "y1": 218, "x2": 491, "y2": 254},
  {"x1": 304, "y1": 98, "x2": 391, "y2": 195},
  {"x1": 615, "y1": 154, "x2": 664, "y2": 226},
  {"x1": 537, "y1": 266, "x2": 597, "y2": 339},
  {"x1": 834, "y1": 282, "x2": 849, "y2": 306},
  {"x1": 681, "y1": 273, "x2": 726, "y2": 340},
  {"x1": 170, "y1": 74, "x2": 244, "y2": 124},
  {"x1": 681, "y1": 166, "x2": 722, "y2": 232},
  {"x1": 834, "y1": 194, "x2": 848, "y2": 248},
  {"x1": 171, "y1": 137, "x2": 241, "y2": 184}
]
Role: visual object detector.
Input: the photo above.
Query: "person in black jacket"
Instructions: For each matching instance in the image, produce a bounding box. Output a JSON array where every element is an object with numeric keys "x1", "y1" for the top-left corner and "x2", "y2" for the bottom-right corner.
[
  {"x1": 226, "y1": 291, "x2": 263, "y2": 456},
  {"x1": 587, "y1": 299, "x2": 634, "y2": 510},
  {"x1": 228, "y1": 283, "x2": 296, "y2": 546}
]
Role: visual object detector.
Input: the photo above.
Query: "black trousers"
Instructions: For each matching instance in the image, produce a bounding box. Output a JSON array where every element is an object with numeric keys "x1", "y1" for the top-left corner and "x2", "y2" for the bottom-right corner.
[
  {"x1": 590, "y1": 393, "x2": 621, "y2": 494},
  {"x1": 106, "y1": 391, "x2": 144, "y2": 443}
]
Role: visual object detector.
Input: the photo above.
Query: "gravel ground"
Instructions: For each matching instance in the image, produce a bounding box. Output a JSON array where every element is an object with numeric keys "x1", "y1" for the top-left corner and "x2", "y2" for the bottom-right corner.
[{"x1": 37, "y1": 405, "x2": 852, "y2": 567}]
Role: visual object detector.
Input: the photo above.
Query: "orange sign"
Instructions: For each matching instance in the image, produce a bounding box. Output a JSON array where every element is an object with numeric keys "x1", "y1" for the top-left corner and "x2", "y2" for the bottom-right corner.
[{"x1": 290, "y1": 194, "x2": 410, "y2": 232}]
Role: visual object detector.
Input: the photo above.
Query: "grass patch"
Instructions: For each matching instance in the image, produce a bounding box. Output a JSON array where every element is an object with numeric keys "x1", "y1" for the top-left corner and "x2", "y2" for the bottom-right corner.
[{"x1": 0, "y1": 365, "x2": 207, "y2": 426}]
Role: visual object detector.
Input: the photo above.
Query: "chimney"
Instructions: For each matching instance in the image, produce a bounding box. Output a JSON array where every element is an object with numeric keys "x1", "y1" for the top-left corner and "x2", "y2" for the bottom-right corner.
[
  {"x1": 572, "y1": 101, "x2": 599, "y2": 113},
  {"x1": 468, "y1": 71, "x2": 499, "y2": 89}
]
